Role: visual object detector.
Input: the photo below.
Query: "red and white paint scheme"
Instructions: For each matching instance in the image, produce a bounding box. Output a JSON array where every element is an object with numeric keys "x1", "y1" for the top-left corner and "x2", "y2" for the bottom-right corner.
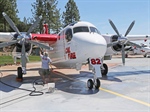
[
  {"x1": 0, "y1": 19, "x2": 150, "y2": 89},
  {"x1": 125, "y1": 44, "x2": 150, "y2": 57}
]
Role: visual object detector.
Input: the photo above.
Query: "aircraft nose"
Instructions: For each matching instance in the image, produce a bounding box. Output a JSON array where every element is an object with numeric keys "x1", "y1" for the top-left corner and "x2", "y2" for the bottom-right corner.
[{"x1": 74, "y1": 33, "x2": 107, "y2": 58}]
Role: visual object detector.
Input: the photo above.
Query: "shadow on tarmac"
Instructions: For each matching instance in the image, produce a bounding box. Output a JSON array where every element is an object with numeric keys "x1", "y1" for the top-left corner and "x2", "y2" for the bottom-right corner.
[
  {"x1": 0, "y1": 69, "x2": 149, "y2": 95},
  {"x1": 108, "y1": 70, "x2": 150, "y2": 76},
  {"x1": 0, "y1": 75, "x2": 42, "y2": 92},
  {"x1": 51, "y1": 71, "x2": 99, "y2": 95},
  {"x1": 0, "y1": 71, "x2": 99, "y2": 95}
]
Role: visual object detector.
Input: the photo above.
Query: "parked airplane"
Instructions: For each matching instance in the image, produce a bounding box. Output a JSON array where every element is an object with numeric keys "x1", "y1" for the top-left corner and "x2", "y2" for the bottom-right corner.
[
  {"x1": 124, "y1": 43, "x2": 150, "y2": 58},
  {"x1": 0, "y1": 12, "x2": 149, "y2": 89}
]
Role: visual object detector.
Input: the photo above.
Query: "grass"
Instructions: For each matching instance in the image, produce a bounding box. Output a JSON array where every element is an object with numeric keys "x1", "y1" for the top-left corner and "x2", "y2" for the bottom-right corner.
[{"x1": 0, "y1": 55, "x2": 41, "y2": 65}]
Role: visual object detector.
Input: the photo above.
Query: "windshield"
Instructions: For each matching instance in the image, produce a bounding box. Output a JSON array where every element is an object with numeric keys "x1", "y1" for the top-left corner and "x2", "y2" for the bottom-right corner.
[
  {"x1": 90, "y1": 27, "x2": 100, "y2": 34},
  {"x1": 73, "y1": 26, "x2": 89, "y2": 34}
]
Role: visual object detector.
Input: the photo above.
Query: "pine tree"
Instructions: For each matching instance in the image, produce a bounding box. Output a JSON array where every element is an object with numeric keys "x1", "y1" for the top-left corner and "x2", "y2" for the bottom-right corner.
[
  {"x1": 62, "y1": 0, "x2": 80, "y2": 27},
  {"x1": 31, "y1": 0, "x2": 62, "y2": 33},
  {"x1": 0, "y1": 0, "x2": 19, "y2": 31}
]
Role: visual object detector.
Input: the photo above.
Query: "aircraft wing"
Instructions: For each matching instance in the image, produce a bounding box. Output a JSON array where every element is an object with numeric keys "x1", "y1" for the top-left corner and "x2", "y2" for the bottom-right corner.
[
  {"x1": 126, "y1": 35, "x2": 150, "y2": 41},
  {"x1": 0, "y1": 32, "x2": 15, "y2": 42},
  {"x1": 127, "y1": 41, "x2": 142, "y2": 48},
  {"x1": 0, "y1": 32, "x2": 58, "y2": 42}
]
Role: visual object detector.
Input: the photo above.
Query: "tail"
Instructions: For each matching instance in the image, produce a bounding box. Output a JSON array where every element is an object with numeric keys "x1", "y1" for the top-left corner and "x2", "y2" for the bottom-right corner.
[{"x1": 43, "y1": 23, "x2": 49, "y2": 34}]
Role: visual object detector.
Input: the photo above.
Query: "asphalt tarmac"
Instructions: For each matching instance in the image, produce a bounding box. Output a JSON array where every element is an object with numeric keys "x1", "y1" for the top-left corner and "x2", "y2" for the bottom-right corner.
[{"x1": 0, "y1": 55, "x2": 150, "y2": 112}]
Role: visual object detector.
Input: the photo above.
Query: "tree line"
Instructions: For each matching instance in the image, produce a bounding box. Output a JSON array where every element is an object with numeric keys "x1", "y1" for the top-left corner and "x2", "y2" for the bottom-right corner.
[{"x1": 0, "y1": 0, "x2": 80, "y2": 34}]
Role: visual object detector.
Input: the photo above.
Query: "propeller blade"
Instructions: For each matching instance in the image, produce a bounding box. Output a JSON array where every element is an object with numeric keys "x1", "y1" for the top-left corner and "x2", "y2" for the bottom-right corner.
[
  {"x1": 127, "y1": 41, "x2": 141, "y2": 48},
  {"x1": 2, "y1": 12, "x2": 21, "y2": 35},
  {"x1": 0, "y1": 40, "x2": 18, "y2": 48},
  {"x1": 109, "y1": 19, "x2": 120, "y2": 37},
  {"x1": 124, "y1": 20, "x2": 135, "y2": 37},
  {"x1": 121, "y1": 44, "x2": 125, "y2": 65},
  {"x1": 21, "y1": 40, "x2": 27, "y2": 69},
  {"x1": 27, "y1": 40, "x2": 53, "y2": 50},
  {"x1": 26, "y1": 16, "x2": 42, "y2": 35},
  {"x1": 107, "y1": 41, "x2": 119, "y2": 48}
]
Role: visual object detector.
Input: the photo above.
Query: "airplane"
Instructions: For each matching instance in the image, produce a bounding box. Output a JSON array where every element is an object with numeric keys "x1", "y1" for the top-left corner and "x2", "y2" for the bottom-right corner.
[
  {"x1": 124, "y1": 43, "x2": 150, "y2": 58},
  {"x1": 0, "y1": 12, "x2": 150, "y2": 90}
]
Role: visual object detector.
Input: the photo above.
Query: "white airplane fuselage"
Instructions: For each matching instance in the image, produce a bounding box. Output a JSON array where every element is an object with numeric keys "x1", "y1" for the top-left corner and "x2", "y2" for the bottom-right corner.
[{"x1": 45, "y1": 22, "x2": 107, "y2": 69}]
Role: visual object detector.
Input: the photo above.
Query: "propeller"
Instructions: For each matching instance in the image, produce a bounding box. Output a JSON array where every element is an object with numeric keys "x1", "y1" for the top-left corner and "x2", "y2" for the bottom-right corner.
[
  {"x1": 26, "y1": 16, "x2": 42, "y2": 36},
  {"x1": 1, "y1": 12, "x2": 53, "y2": 74},
  {"x1": 0, "y1": 40, "x2": 18, "y2": 48},
  {"x1": 21, "y1": 39, "x2": 26, "y2": 71},
  {"x1": 2, "y1": 12, "x2": 21, "y2": 35},
  {"x1": 109, "y1": 19, "x2": 135, "y2": 65},
  {"x1": 27, "y1": 40, "x2": 53, "y2": 50}
]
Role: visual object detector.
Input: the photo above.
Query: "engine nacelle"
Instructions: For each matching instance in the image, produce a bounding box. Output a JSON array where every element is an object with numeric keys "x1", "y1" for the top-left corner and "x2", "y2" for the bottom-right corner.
[
  {"x1": 102, "y1": 34, "x2": 124, "y2": 56},
  {"x1": 111, "y1": 35, "x2": 123, "y2": 52},
  {"x1": 16, "y1": 42, "x2": 32, "y2": 53}
]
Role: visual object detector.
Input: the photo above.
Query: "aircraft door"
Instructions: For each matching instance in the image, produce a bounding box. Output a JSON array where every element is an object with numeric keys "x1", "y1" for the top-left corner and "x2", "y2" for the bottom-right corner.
[
  {"x1": 65, "y1": 28, "x2": 77, "y2": 60},
  {"x1": 49, "y1": 31, "x2": 66, "y2": 62}
]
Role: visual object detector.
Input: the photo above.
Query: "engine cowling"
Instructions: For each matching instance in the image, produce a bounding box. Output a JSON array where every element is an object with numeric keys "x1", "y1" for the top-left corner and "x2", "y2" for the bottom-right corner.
[{"x1": 16, "y1": 42, "x2": 31, "y2": 53}]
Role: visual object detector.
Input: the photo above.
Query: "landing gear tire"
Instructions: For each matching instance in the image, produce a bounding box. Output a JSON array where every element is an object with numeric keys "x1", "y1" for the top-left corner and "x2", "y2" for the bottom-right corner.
[
  {"x1": 101, "y1": 63, "x2": 108, "y2": 77},
  {"x1": 16, "y1": 67, "x2": 23, "y2": 82},
  {"x1": 95, "y1": 79, "x2": 101, "y2": 89},
  {"x1": 125, "y1": 54, "x2": 128, "y2": 58},
  {"x1": 144, "y1": 53, "x2": 147, "y2": 58},
  {"x1": 87, "y1": 79, "x2": 93, "y2": 89}
]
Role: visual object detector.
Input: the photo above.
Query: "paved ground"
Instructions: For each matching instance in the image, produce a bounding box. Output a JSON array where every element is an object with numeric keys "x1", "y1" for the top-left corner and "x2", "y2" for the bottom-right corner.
[{"x1": 0, "y1": 55, "x2": 150, "y2": 112}]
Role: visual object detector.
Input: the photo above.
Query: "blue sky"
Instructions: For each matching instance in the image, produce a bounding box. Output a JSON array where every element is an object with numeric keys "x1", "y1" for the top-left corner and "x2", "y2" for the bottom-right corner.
[{"x1": 17, "y1": 0, "x2": 150, "y2": 44}]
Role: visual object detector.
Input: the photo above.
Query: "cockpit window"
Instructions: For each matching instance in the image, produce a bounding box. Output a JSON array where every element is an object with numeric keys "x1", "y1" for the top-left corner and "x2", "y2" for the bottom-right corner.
[
  {"x1": 65, "y1": 28, "x2": 72, "y2": 42},
  {"x1": 90, "y1": 27, "x2": 100, "y2": 34},
  {"x1": 73, "y1": 26, "x2": 89, "y2": 34}
]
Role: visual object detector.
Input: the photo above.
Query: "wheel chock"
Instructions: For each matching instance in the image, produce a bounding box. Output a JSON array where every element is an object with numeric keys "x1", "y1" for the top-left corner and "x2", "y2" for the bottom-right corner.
[{"x1": 16, "y1": 77, "x2": 23, "y2": 82}]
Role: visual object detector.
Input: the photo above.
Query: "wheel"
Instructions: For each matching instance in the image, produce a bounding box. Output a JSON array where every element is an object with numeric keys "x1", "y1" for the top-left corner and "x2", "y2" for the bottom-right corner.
[
  {"x1": 125, "y1": 54, "x2": 128, "y2": 58},
  {"x1": 95, "y1": 79, "x2": 101, "y2": 89},
  {"x1": 143, "y1": 55, "x2": 146, "y2": 57},
  {"x1": 17, "y1": 67, "x2": 23, "y2": 79},
  {"x1": 87, "y1": 79, "x2": 93, "y2": 89},
  {"x1": 101, "y1": 63, "x2": 108, "y2": 77}
]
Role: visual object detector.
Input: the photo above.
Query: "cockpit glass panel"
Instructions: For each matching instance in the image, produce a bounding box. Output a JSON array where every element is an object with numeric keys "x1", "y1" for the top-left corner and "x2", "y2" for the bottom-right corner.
[
  {"x1": 90, "y1": 27, "x2": 100, "y2": 34},
  {"x1": 65, "y1": 28, "x2": 72, "y2": 42},
  {"x1": 73, "y1": 26, "x2": 89, "y2": 34}
]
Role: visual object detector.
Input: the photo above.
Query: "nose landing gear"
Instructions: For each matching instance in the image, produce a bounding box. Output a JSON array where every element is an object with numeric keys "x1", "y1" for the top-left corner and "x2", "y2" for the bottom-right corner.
[
  {"x1": 87, "y1": 78, "x2": 101, "y2": 89},
  {"x1": 87, "y1": 58, "x2": 108, "y2": 90}
]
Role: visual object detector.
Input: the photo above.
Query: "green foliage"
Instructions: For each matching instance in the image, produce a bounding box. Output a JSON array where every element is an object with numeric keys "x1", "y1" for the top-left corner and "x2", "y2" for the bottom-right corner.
[
  {"x1": 16, "y1": 21, "x2": 29, "y2": 32},
  {"x1": 0, "y1": 55, "x2": 41, "y2": 65},
  {"x1": 0, "y1": 0, "x2": 19, "y2": 32},
  {"x1": 31, "y1": 0, "x2": 62, "y2": 33},
  {"x1": 62, "y1": 0, "x2": 80, "y2": 27},
  {"x1": 0, "y1": 0, "x2": 81, "y2": 33}
]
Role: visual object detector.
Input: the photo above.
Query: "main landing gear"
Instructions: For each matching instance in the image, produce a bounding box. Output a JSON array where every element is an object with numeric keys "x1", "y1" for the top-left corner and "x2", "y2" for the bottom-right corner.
[
  {"x1": 101, "y1": 63, "x2": 108, "y2": 77},
  {"x1": 87, "y1": 63, "x2": 108, "y2": 90},
  {"x1": 16, "y1": 67, "x2": 23, "y2": 82}
]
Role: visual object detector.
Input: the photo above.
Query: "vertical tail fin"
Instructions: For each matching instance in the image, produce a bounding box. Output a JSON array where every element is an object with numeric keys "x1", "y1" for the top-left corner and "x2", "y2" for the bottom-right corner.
[{"x1": 43, "y1": 23, "x2": 49, "y2": 34}]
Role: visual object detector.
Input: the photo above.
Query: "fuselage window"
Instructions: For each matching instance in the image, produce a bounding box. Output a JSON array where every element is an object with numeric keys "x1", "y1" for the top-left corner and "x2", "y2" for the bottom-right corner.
[
  {"x1": 73, "y1": 26, "x2": 89, "y2": 34},
  {"x1": 65, "y1": 28, "x2": 73, "y2": 42},
  {"x1": 90, "y1": 27, "x2": 100, "y2": 34}
]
